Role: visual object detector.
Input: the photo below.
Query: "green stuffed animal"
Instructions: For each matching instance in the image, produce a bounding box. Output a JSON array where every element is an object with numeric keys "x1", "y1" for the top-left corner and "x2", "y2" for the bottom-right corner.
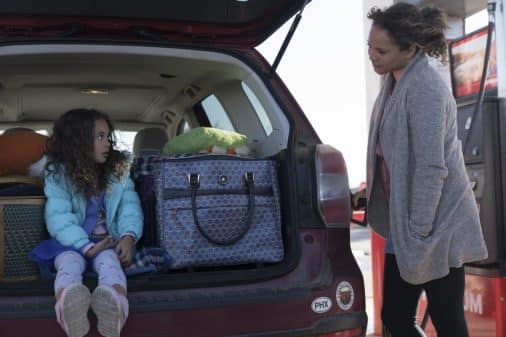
[{"x1": 163, "y1": 127, "x2": 249, "y2": 155}]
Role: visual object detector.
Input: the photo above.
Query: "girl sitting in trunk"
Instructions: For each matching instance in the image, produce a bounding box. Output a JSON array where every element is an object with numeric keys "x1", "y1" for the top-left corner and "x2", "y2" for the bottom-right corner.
[{"x1": 30, "y1": 108, "x2": 143, "y2": 337}]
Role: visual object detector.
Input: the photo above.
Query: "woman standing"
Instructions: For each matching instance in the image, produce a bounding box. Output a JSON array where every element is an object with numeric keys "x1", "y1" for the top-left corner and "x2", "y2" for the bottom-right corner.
[{"x1": 365, "y1": 3, "x2": 487, "y2": 336}]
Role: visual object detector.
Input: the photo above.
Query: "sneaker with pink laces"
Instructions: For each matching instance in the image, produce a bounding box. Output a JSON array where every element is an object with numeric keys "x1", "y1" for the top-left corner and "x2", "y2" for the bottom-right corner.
[
  {"x1": 91, "y1": 285, "x2": 129, "y2": 337},
  {"x1": 55, "y1": 283, "x2": 91, "y2": 337}
]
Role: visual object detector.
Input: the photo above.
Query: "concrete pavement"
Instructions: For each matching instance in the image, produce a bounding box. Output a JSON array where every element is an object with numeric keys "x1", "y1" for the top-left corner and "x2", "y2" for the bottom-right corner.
[{"x1": 350, "y1": 225, "x2": 375, "y2": 336}]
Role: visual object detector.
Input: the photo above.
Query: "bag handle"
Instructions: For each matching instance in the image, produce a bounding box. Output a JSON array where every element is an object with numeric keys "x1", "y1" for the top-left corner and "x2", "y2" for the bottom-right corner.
[{"x1": 188, "y1": 172, "x2": 255, "y2": 246}]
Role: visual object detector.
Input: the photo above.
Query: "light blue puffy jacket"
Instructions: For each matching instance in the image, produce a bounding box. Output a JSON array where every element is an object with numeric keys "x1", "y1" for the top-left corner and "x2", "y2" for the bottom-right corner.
[{"x1": 44, "y1": 164, "x2": 143, "y2": 250}]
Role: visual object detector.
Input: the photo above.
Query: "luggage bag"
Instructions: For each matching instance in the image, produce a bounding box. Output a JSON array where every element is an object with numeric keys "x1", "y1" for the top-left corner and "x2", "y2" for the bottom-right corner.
[{"x1": 154, "y1": 155, "x2": 284, "y2": 269}]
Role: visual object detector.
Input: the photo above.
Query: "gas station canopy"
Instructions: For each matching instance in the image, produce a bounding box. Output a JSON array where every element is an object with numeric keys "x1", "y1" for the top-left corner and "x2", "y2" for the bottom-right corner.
[{"x1": 397, "y1": 0, "x2": 487, "y2": 17}]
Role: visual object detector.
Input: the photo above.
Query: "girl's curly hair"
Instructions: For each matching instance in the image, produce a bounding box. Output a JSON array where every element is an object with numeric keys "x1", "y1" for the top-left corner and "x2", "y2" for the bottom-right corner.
[
  {"x1": 368, "y1": 2, "x2": 448, "y2": 63},
  {"x1": 46, "y1": 108, "x2": 127, "y2": 197}
]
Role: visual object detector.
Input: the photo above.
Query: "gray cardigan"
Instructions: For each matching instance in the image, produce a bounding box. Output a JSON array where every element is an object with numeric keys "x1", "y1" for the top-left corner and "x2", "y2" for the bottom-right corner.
[{"x1": 366, "y1": 51, "x2": 488, "y2": 285}]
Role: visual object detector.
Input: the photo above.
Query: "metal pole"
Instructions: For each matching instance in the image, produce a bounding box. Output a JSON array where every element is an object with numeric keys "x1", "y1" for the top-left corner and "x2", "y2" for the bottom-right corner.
[{"x1": 494, "y1": 0, "x2": 506, "y2": 97}]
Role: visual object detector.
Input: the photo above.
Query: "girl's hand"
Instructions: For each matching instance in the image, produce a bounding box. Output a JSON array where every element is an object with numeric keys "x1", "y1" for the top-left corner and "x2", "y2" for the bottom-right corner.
[
  {"x1": 84, "y1": 236, "x2": 115, "y2": 258},
  {"x1": 115, "y1": 236, "x2": 135, "y2": 267}
]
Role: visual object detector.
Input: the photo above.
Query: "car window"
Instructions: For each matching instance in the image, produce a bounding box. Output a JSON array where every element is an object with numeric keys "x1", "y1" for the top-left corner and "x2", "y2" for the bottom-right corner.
[
  {"x1": 114, "y1": 130, "x2": 137, "y2": 153},
  {"x1": 177, "y1": 119, "x2": 191, "y2": 135},
  {"x1": 241, "y1": 82, "x2": 273, "y2": 135},
  {"x1": 36, "y1": 130, "x2": 49, "y2": 136},
  {"x1": 0, "y1": 129, "x2": 49, "y2": 136},
  {"x1": 200, "y1": 94, "x2": 235, "y2": 131},
  {"x1": 0, "y1": 128, "x2": 136, "y2": 154}
]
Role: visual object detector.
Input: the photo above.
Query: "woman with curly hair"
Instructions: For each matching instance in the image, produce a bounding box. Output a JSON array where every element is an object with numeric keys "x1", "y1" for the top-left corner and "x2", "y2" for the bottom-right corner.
[
  {"x1": 30, "y1": 108, "x2": 143, "y2": 337},
  {"x1": 363, "y1": 2, "x2": 487, "y2": 336}
]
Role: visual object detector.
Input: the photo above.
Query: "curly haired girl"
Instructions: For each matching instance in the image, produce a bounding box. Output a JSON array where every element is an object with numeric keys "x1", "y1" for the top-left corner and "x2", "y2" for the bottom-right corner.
[{"x1": 31, "y1": 108, "x2": 143, "y2": 337}]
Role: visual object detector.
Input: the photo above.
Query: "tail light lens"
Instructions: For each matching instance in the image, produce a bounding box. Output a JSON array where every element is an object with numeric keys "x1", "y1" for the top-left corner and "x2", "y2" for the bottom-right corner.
[{"x1": 315, "y1": 144, "x2": 351, "y2": 227}]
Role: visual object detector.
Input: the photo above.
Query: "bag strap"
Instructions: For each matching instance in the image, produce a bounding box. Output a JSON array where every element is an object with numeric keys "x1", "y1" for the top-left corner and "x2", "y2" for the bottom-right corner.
[{"x1": 189, "y1": 172, "x2": 255, "y2": 246}]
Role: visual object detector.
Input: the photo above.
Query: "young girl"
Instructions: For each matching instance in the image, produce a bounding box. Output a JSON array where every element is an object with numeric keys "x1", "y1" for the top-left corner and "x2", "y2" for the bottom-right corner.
[{"x1": 30, "y1": 108, "x2": 143, "y2": 337}]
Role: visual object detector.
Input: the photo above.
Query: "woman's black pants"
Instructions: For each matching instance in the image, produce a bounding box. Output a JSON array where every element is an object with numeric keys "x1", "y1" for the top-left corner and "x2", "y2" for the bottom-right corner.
[{"x1": 381, "y1": 254, "x2": 469, "y2": 337}]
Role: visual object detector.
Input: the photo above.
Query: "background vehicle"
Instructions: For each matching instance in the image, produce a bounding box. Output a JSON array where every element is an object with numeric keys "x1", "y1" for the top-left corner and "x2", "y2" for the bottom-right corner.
[{"x1": 0, "y1": 1, "x2": 366, "y2": 336}]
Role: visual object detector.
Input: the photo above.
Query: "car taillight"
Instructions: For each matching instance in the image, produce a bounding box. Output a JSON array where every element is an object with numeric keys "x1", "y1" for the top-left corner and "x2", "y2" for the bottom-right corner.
[
  {"x1": 317, "y1": 327, "x2": 363, "y2": 337},
  {"x1": 315, "y1": 144, "x2": 351, "y2": 227}
]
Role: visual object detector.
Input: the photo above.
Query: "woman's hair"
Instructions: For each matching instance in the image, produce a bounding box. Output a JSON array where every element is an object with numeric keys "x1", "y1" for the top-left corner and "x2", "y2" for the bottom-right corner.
[
  {"x1": 368, "y1": 2, "x2": 448, "y2": 63},
  {"x1": 46, "y1": 108, "x2": 127, "y2": 196}
]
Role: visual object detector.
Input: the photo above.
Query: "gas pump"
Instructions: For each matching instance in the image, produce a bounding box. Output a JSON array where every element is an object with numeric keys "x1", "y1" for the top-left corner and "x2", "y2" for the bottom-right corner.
[
  {"x1": 423, "y1": 0, "x2": 506, "y2": 335},
  {"x1": 418, "y1": 2, "x2": 506, "y2": 335},
  {"x1": 451, "y1": 1, "x2": 506, "y2": 335},
  {"x1": 455, "y1": 0, "x2": 500, "y2": 268}
]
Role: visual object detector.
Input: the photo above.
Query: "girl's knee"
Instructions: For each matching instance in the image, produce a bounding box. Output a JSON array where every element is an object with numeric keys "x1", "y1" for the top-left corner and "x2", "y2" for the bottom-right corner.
[
  {"x1": 94, "y1": 251, "x2": 122, "y2": 272},
  {"x1": 94, "y1": 248, "x2": 117, "y2": 260},
  {"x1": 94, "y1": 249, "x2": 120, "y2": 266},
  {"x1": 55, "y1": 251, "x2": 86, "y2": 270}
]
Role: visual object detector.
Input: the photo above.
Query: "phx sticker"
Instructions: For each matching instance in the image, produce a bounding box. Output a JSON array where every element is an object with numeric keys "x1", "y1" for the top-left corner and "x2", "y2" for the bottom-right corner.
[
  {"x1": 311, "y1": 297, "x2": 332, "y2": 314},
  {"x1": 336, "y1": 281, "x2": 354, "y2": 310}
]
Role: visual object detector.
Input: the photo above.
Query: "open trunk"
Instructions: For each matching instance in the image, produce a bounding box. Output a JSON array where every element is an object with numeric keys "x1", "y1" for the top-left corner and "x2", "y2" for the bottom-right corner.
[{"x1": 0, "y1": 42, "x2": 308, "y2": 294}]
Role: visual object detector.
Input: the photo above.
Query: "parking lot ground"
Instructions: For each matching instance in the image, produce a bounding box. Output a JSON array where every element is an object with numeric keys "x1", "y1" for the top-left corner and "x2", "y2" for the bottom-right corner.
[{"x1": 350, "y1": 225, "x2": 376, "y2": 336}]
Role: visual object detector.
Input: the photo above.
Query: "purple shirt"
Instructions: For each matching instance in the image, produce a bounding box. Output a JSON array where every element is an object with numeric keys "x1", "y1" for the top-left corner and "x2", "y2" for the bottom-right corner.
[
  {"x1": 375, "y1": 142, "x2": 390, "y2": 201},
  {"x1": 80, "y1": 192, "x2": 107, "y2": 254}
]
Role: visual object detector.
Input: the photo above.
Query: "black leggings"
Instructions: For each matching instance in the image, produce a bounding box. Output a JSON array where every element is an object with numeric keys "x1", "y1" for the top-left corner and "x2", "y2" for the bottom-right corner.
[{"x1": 381, "y1": 254, "x2": 468, "y2": 337}]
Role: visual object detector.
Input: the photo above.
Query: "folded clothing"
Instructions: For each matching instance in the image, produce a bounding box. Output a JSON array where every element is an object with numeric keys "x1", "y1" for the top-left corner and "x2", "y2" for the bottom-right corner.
[{"x1": 123, "y1": 247, "x2": 171, "y2": 275}]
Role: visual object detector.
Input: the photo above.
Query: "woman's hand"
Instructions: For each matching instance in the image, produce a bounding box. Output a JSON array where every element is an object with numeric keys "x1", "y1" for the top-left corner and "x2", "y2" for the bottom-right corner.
[
  {"x1": 84, "y1": 236, "x2": 115, "y2": 258},
  {"x1": 351, "y1": 187, "x2": 367, "y2": 210},
  {"x1": 115, "y1": 236, "x2": 135, "y2": 267}
]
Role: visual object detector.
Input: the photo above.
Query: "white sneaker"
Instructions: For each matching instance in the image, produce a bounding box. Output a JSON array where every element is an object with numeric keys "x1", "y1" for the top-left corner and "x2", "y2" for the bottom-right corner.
[
  {"x1": 91, "y1": 285, "x2": 128, "y2": 337},
  {"x1": 55, "y1": 283, "x2": 91, "y2": 337}
]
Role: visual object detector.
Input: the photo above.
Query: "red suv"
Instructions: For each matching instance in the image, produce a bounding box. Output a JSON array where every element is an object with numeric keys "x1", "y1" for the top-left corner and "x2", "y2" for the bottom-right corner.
[{"x1": 0, "y1": 1, "x2": 366, "y2": 336}]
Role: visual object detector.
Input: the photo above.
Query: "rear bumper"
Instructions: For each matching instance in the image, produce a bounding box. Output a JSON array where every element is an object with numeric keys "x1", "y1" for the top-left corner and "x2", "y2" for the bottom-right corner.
[
  {"x1": 0, "y1": 311, "x2": 367, "y2": 337},
  {"x1": 0, "y1": 229, "x2": 367, "y2": 337},
  {"x1": 0, "y1": 277, "x2": 367, "y2": 337},
  {"x1": 231, "y1": 312, "x2": 367, "y2": 337}
]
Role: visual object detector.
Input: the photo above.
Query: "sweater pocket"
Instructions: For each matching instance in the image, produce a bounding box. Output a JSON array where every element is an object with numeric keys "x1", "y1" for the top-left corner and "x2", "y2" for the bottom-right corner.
[{"x1": 407, "y1": 218, "x2": 431, "y2": 241}]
